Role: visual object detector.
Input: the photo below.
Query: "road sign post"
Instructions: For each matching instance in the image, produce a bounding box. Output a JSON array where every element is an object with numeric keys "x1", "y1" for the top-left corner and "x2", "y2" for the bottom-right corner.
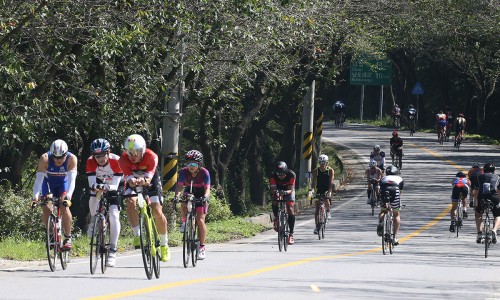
[{"x1": 412, "y1": 82, "x2": 424, "y2": 125}]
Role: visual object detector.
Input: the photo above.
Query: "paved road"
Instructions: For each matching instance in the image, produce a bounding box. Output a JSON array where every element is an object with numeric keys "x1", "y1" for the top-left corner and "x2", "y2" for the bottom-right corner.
[{"x1": 2, "y1": 123, "x2": 500, "y2": 300}]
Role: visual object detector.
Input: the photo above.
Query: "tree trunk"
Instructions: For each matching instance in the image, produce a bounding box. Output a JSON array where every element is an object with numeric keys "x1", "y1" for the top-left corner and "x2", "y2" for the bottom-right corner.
[{"x1": 248, "y1": 133, "x2": 266, "y2": 206}]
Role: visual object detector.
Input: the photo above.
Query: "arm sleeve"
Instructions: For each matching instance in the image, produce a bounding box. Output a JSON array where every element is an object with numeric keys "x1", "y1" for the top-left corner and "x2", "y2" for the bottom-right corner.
[
  {"x1": 67, "y1": 170, "x2": 77, "y2": 198},
  {"x1": 33, "y1": 172, "x2": 46, "y2": 199}
]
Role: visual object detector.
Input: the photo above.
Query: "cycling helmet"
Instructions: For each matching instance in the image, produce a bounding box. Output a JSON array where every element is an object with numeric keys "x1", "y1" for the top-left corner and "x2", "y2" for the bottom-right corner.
[
  {"x1": 373, "y1": 145, "x2": 381, "y2": 151},
  {"x1": 458, "y1": 113, "x2": 464, "y2": 117},
  {"x1": 408, "y1": 104, "x2": 414, "y2": 109},
  {"x1": 124, "y1": 134, "x2": 146, "y2": 157},
  {"x1": 185, "y1": 150, "x2": 203, "y2": 163},
  {"x1": 472, "y1": 163, "x2": 480, "y2": 168},
  {"x1": 483, "y1": 163, "x2": 496, "y2": 173},
  {"x1": 456, "y1": 171, "x2": 466, "y2": 178},
  {"x1": 386, "y1": 165, "x2": 398, "y2": 175},
  {"x1": 395, "y1": 104, "x2": 399, "y2": 107},
  {"x1": 392, "y1": 131, "x2": 398, "y2": 137},
  {"x1": 369, "y1": 160, "x2": 377, "y2": 168},
  {"x1": 50, "y1": 139, "x2": 68, "y2": 157},
  {"x1": 275, "y1": 161, "x2": 288, "y2": 175},
  {"x1": 318, "y1": 154, "x2": 329, "y2": 163},
  {"x1": 90, "y1": 138, "x2": 110, "y2": 155}
]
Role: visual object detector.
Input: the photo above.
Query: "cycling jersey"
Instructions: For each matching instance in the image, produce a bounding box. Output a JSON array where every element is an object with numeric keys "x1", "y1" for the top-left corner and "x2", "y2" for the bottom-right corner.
[
  {"x1": 477, "y1": 173, "x2": 500, "y2": 217},
  {"x1": 41, "y1": 152, "x2": 75, "y2": 197},
  {"x1": 269, "y1": 170, "x2": 296, "y2": 201},
  {"x1": 86, "y1": 153, "x2": 123, "y2": 192},
  {"x1": 366, "y1": 167, "x2": 382, "y2": 182},
  {"x1": 436, "y1": 113, "x2": 447, "y2": 127},
  {"x1": 393, "y1": 107, "x2": 401, "y2": 116},
  {"x1": 451, "y1": 177, "x2": 470, "y2": 202},
  {"x1": 313, "y1": 166, "x2": 333, "y2": 194},
  {"x1": 407, "y1": 108, "x2": 416, "y2": 119},
  {"x1": 390, "y1": 137, "x2": 403, "y2": 150},
  {"x1": 380, "y1": 175, "x2": 404, "y2": 209},
  {"x1": 370, "y1": 151, "x2": 386, "y2": 169},
  {"x1": 177, "y1": 167, "x2": 211, "y2": 198},
  {"x1": 468, "y1": 167, "x2": 484, "y2": 189}
]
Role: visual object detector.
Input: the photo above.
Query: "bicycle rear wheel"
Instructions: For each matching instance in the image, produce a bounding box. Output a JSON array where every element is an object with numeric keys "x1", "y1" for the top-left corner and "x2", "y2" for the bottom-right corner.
[
  {"x1": 388, "y1": 216, "x2": 394, "y2": 254},
  {"x1": 317, "y1": 208, "x2": 323, "y2": 240},
  {"x1": 484, "y1": 213, "x2": 491, "y2": 258},
  {"x1": 46, "y1": 215, "x2": 57, "y2": 272},
  {"x1": 182, "y1": 214, "x2": 191, "y2": 268},
  {"x1": 371, "y1": 193, "x2": 376, "y2": 216},
  {"x1": 191, "y1": 218, "x2": 199, "y2": 267},
  {"x1": 139, "y1": 213, "x2": 153, "y2": 279},
  {"x1": 455, "y1": 203, "x2": 463, "y2": 238},
  {"x1": 89, "y1": 216, "x2": 101, "y2": 274}
]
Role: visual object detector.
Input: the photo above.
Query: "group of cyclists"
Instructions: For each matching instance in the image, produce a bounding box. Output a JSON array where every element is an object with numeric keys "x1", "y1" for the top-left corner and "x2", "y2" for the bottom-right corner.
[
  {"x1": 392, "y1": 104, "x2": 417, "y2": 131},
  {"x1": 449, "y1": 163, "x2": 500, "y2": 244},
  {"x1": 32, "y1": 135, "x2": 211, "y2": 267},
  {"x1": 435, "y1": 107, "x2": 467, "y2": 145}
]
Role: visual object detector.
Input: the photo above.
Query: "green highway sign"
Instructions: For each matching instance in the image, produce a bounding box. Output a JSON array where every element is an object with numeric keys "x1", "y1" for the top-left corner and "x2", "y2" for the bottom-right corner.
[{"x1": 350, "y1": 57, "x2": 392, "y2": 86}]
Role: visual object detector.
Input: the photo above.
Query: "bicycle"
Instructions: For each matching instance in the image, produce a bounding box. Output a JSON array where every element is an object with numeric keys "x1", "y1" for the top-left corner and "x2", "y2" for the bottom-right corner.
[
  {"x1": 368, "y1": 180, "x2": 381, "y2": 216},
  {"x1": 454, "y1": 133, "x2": 462, "y2": 151},
  {"x1": 481, "y1": 198, "x2": 494, "y2": 258},
  {"x1": 445, "y1": 123, "x2": 452, "y2": 142},
  {"x1": 174, "y1": 193, "x2": 205, "y2": 268},
  {"x1": 276, "y1": 190, "x2": 289, "y2": 252},
  {"x1": 393, "y1": 115, "x2": 400, "y2": 129},
  {"x1": 381, "y1": 200, "x2": 395, "y2": 255},
  {"x1": 37, "y1": 195, "x2": 70, "y2": 272},
  {"x1": 438, "y1": 127, "x2": 445, "y2": 145},
  {"x1": 408, "y1": 116, "x2": 416, "y2": 136},
  {"x1": 314, "y1": 193, "x2": 330, "y2": 240},
  {"x1": 89, "y1": 189, "x2": 111, "y2": 274},
  {"x1": 132, "y1": 186, "x2": 161, "y2": 279}
]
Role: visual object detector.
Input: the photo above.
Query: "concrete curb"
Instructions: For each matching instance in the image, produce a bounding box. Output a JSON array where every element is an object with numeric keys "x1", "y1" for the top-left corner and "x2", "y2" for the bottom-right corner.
[{"x1": 246, "y1": 142, "x2": 364, "y2": 225}]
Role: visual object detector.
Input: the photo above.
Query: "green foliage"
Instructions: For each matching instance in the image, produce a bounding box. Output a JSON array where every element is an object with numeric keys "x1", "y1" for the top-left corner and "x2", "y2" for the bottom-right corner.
[
  {"x1": 205, "y1": 194, "x2": 232, "y2": 223},
  {"x1": 0, "y1": 184, "x2": 42, "y2": 240}
]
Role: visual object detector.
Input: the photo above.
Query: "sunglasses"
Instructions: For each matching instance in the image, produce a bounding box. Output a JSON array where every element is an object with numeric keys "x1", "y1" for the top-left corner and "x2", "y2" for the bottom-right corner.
[
  {"x1": 94, "y1": 153, "x2": 107, "y2": 159},
  {"x1": 187, "y1": 162, "x2": 199, "y2": 167},
  {"x1": 276, "y1": 172, "x2": 286, "y2": 176},
  {"x1": 53, "y1": 155, "x2": 66, "y2": 160}
]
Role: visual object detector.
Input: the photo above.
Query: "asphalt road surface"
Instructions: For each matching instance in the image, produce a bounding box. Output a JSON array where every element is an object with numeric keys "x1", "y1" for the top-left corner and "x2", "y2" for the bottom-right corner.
[{"x1": 2, "y1": 122, "x2": 500, "y2": 300}]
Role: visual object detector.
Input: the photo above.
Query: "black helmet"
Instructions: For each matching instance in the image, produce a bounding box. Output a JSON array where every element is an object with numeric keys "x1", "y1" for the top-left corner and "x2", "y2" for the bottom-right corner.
[
  {"x1": 385, "y1": 165, "x2": 399, "y2": 175},
  {"x1": 456, "y1": 171, "x2": 466, "y2": 178},
  {"x1": 274, "y1": 161, "x2": 288, "y2": 175},
  {"x1": 484, "y1": 163, "x2": 496, "y2": 173}
]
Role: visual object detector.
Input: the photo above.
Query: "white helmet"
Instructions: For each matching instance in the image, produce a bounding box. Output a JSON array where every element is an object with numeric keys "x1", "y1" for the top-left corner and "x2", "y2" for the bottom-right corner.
[
  {"x1": 369, "y1": 160, "x2": 377, "y2": 168},
  {"x1": 50, "y1": 139, "x2": 68, "y2": 157},
  {"x1": 318, "y1": 154, "x2": 329, "y2": 163},
  {"x1": 124, "y1": 134, "x2": 146, "y2": 157}
]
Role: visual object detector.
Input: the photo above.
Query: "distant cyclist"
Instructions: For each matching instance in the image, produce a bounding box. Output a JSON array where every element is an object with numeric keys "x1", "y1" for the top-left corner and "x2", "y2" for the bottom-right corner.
[
  {"x1": 475, "y1": 163, "x2": 500, "y2": 244},
  {"x1": 389, "y1": 131, "x2": 403, "y2": 168},
  {"x1": 436, "y1": 110, "x2": 447, "y2": 140},
  {"x1": 449, "y1": 172, "x2": 470, "y2": 232},
  {"x1": 86, "y1": 138, "x2": 123, "y2": 267},
  {"x1": 366, "y1": 160, "x2": 383, "y2": 204},
  {"x1": 310, "y1": 154, "x2": 334, "y2": 234},
  {"x1": 370, "y1": 145, "x2": 386, "y2": 170},
  {"x1": 392, "y1": 104, "x2": 401, "y2": 127},
  {"x1": 174, "y1": 150, "x2": 211, "y2": 260},
  {"x1": 454, "y1": 113, "x2": 466, "y2": 145},
  {"x1": 445, "y1": 106, "x2": 454, "y2": 136},
  {"x1": 32, "y1": 139, "x2": 77, "y2": 251},
  {"x1": 377, "y1": 165, "x2": 404, "y2": 245},
  {"x1": 269, "y1": 161, "x2": 297, "y2": 244},
  {"x1": 333, "y1": 100, "x2": 346, "y2": 124},
  {"x1": 406, "y1": 105, "x2": 417, "y2": 133}
]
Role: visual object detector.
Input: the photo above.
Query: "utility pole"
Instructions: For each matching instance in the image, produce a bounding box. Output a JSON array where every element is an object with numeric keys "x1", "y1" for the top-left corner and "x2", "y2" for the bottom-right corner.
[{"x1": 299, "y1": 80, "x2": 315, "y2": 187}]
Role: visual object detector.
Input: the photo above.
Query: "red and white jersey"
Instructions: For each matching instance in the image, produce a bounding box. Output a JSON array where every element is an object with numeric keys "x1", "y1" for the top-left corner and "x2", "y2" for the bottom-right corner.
[
  {"x1": 86, "y1": 153, "x2": 123, "y2": 190},
  {"x1": 119, "y1": 148, "x2": 158, "y2": 181}
]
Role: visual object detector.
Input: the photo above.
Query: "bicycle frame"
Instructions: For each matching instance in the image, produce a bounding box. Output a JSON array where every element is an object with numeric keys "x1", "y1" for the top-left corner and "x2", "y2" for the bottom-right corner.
[
  {"x1": 179, "y1": 192, "x2": 201, "y2": 268},
  {"x1": 315, "y1": 194, "x2": 329, "y2": 240},
  {"x1": 382, "y1": 203, "x2": 394, "y2": 255},
  {"x1": 482, "y1": 199, "x2": 494, "y2": 258}
]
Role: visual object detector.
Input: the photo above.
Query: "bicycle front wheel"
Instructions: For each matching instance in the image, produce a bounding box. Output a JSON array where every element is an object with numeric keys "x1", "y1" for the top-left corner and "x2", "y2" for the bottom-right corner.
[
  {"x1": 182, "y1": 214, "x2": 191, "y2": 268},
  {"x1": 60, "y1": 247, "x2": 69, "y2": 270},
  {"x1": 191, "y1": 217, "x2": 198, "y2": 267},
  {"x1": 283, "y1": 215, "x2": 289, "y2": 252},
  {"x1": 101, "y1": 218, "x2": 110, "y2": 274},
  {"x1": 89, "y1": 216, "x2": 101, "y2": 274},
  {"x1": 46, "y1": 215, "x2": 57, "y2": 272},
  {"x1": 484, "y1": 213, "x2": 491, "y2": 258},
  {"x1": 456, "y1": 203, "x2": 463, "y2": 238},
  {"x1": 277, "y1": 213, "x2": 283, "y2": 252},
  {"x1": 151, "y1": 219, "x2": 161, "y2": 278},
  {"x1": 139, "y1": 213, "x2": 153, "y2": 279}
]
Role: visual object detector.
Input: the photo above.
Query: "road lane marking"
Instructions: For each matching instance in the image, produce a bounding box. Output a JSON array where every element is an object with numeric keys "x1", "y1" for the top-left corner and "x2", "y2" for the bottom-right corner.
[
  {"x1": 83, "y1": 204, "x2": 451, "y2": 300},
  {"x1": 310, "y1": 284, "x2": 321, "y2": 292}
]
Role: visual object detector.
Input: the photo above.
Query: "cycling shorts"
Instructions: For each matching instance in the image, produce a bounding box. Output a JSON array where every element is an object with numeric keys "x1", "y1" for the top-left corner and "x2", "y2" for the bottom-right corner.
[
  {"x1": 381, "y1": 186, "x2": 401, "y2": 210},
  {"x1": 123, "y1": 170, "x2": 163, "y2": 205},
  {"x1": 438, "y1": 121, "x2": 446, "y2": 128},
  {"x1": 476, "y1": 194, "x2": 500, "y2": 218},
  {"x1": 451, "y1": 186, "x2": 469, "y2": 202},
  {"x1": 470, "y1": 176, "x2": 480, "y2": 190}
]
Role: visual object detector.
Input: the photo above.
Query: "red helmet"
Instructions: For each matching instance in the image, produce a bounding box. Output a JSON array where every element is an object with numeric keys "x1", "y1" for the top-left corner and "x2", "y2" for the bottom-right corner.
[{"x1": 392, "y1": 131, "x2": 398, "y2": 137}]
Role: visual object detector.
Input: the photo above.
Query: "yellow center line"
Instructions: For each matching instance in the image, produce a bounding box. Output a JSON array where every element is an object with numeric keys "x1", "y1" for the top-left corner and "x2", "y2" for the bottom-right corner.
[{"x1": 84, "y1": 143, "x2": 460, "y2": 300}]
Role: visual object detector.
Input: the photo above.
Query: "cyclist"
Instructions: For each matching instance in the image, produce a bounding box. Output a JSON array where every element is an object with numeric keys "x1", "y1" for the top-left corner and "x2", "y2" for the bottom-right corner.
[
  {"x1": 436, "y1": 110, "x2": 447, "y2": 141},
  {"x1": 86, "y1": 138, "x2": 123, "y2": 267},
  {"x1": 454, "y1": 113, "x2": 466, "y2": 146},
  {"x1": 475, "y1": 163, "x2": 500, "y2": 244},
  {"x1": 445, "y1": 106, "x2": 454, "y2": 137},
  {"x1": 468, "y1": 163, "x2": 483, "y2": 208},
  {"x1": 406, "y1": 105, "x2": 417, "y2": 132},
  {"x1": 310, "y1": 154, "x2": 334, "y2": 234},
  {"x1": 389, "y1": 131, "x2": 403, "y2": 168},
  {"x1": 370, "y1": 145, "x2": 386, "y2": 170},
  {"x1": 31, "y1": 139, "x2": 77, "y2": 251},
  {"x1": 269, "y1": 161, "x2": 296, "y2": 245},
  {"x1": 119, "y1": 134, "x2": 170, "y2": 262},
  {"x1": 377, "y1": 165, "x2": 404, "y2": 245},
  {"x1": 449, "y1": 172, "x2": 470, "y2": 232},
  {"x1": 392, "y1": 104, "x2": 401, "y2": 127},
  {"x1": 173, "y1": 150, "x2": 211, "y2": 260},
  {"x1": 333, "y1": 100, "x2": 346, "y2": 124},
  {"x1": 366, "y1": 160, "x2": 383, "y2": 204}
]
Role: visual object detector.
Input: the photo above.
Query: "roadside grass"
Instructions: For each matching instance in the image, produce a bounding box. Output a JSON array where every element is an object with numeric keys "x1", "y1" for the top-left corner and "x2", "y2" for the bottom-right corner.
[{"x1": 0, "y1": 217, "x2": 268, "y2": 262}]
